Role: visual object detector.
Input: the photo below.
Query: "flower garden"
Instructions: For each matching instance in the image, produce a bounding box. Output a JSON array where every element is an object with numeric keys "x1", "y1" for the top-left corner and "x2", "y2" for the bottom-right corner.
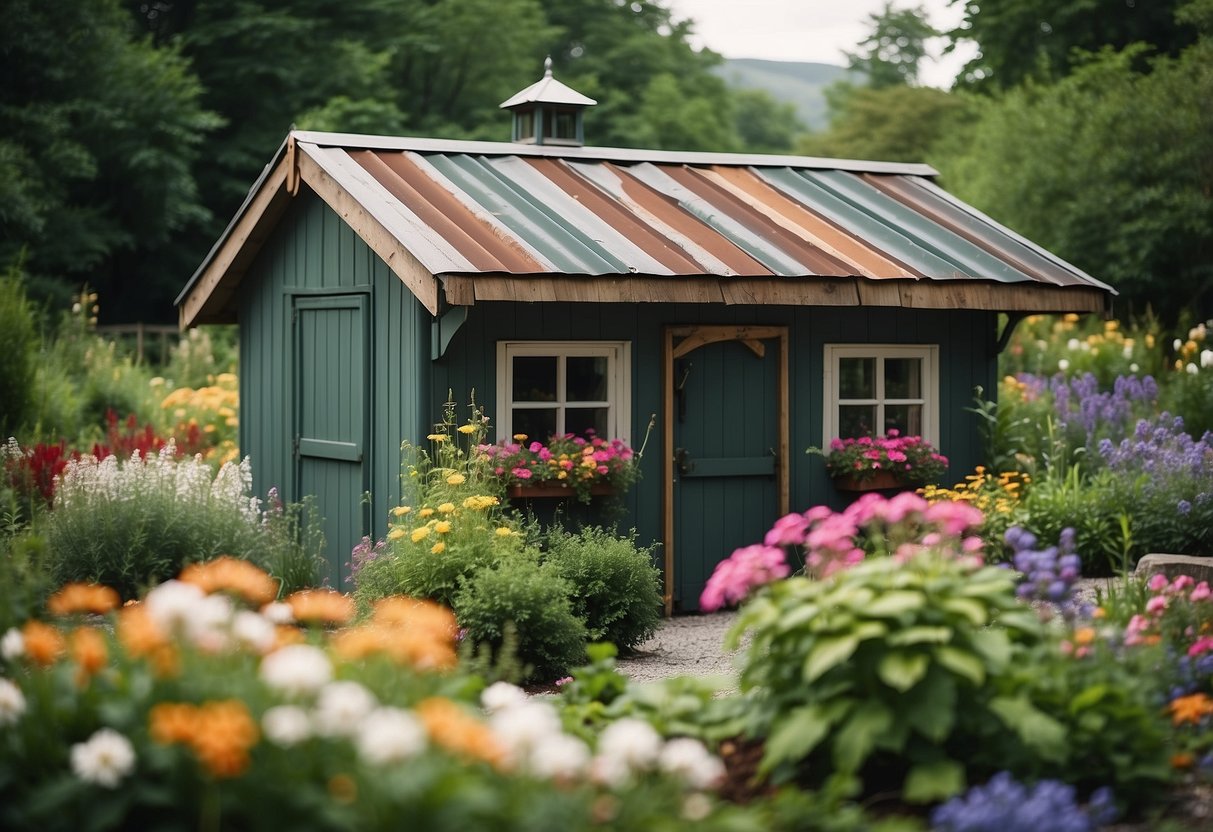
[{"x1": 4, "y1": 275, "x2": 1213, "y2": 830}]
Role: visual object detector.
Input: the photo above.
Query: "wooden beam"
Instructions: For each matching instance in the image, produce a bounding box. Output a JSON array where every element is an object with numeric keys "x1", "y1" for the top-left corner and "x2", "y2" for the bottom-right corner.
[
  {"x1": 662, "y1": 327, "x2": 675, "y2": 617},
  {"x1": 296, "y1": 148, "x2": 441, "y2": 316},
  {"x1": 671, "y1": 325, "x2": 785, "y2": 360},
  {"x1": 179, "y1": 159, "x2": 292, "y2": 328},
  {"x1": 720, "y1": 278, "x2": 859, "y2": 306},
  {"x1": 778, "y1": 328, "x2": 790, "y2": 516}
]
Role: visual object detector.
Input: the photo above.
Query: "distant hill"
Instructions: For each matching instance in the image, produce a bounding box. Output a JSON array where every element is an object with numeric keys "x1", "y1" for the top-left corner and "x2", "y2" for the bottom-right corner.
[{"x1": 714, "y1": 58, "x2": 861, "y2": 132}]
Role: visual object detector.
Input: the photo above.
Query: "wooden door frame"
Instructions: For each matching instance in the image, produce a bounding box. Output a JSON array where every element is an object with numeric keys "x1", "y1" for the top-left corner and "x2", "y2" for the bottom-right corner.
[{"x1": 661, "y1": 325, "x2": 790, "y2": 615}]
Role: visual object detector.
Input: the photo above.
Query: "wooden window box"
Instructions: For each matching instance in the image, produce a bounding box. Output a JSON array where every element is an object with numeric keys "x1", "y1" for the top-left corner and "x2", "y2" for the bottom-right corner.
[
  {"x1": 831, "y1": 471, "x2": 909, "y2": 492},
  {"x1": 506, "y1": 483, "x2": 615, "y2": 499}
]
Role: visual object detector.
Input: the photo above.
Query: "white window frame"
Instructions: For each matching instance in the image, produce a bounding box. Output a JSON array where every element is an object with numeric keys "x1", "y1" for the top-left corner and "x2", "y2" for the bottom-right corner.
[
  {"x1": 495, "y1": 341, "x2": 631, "y2": 442},
  {"x1": 822, "y1": 344, "x2": 940, "y2": 446}
]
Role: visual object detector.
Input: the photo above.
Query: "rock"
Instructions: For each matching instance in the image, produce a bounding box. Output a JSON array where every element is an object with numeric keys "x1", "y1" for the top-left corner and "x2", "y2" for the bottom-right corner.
[{"x1": 1134, "y1": 554, "x2": 1213, "y2": 584}]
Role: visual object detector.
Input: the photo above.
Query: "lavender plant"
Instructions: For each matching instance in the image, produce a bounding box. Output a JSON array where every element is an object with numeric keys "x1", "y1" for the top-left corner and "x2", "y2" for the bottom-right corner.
[
  {"x1": 1006, "y1": 527, "x2": 1087, "y2": 621},
  {"x1": 931, "y1": 772, "x2": 1117, "y2": 832}
]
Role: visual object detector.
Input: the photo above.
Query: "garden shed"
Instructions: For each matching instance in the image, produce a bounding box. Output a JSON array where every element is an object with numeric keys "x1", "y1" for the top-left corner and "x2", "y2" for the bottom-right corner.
[{"x1": 176, "y1": 73, "x2": 1114, "y2": 610}]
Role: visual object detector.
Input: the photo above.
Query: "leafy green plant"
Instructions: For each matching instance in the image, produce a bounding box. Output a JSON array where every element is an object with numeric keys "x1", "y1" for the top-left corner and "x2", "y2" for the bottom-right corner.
[
  {"x1": 543, "y1": 526, "x2": 661, "y2": 651},
  {"x1": 727, "y1": 550, "x2": 1045, "y2": 802},
  {"x1": 1021, "y1": 465, "x2": 1124, "y2": 576},
  {"x1": 0, "y1": 267, "x2": 36, "y2": 437},
  {"x1": 453, "y1": 553, "x2": 587, "y2": 683}
]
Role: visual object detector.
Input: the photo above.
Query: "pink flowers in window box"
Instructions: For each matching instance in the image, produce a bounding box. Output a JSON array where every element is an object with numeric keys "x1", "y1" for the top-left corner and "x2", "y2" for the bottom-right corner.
[
  {"x1": 809, "y1": 430, "x2": 948, "y2": 486},
  {"x1": 479, "y1": 431, "x2": 639, "y2": 504}
]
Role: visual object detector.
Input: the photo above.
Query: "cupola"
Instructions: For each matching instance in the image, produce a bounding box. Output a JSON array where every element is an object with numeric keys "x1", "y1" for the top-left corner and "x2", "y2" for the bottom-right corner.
[{"x1": 500, "y1": 57, "x2": 596, "y2": 146}]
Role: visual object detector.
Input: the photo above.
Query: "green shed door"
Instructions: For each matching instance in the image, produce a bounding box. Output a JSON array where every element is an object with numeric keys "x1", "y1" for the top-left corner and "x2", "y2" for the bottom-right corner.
[
  {"x1": 667, "y1": 326, "x2": 789, "y2": 612},
  {"x1": 293, "y1": 294, "x2": 370, "y2": 588}
]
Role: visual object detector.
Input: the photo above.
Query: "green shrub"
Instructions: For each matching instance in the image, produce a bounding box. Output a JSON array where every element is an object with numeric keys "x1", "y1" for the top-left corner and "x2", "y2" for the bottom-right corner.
[
  {"x1": 981, "y1": 640, "x2": 1172, "y2": 810},
  {"x1": 0, "y1": 269, "x2": 36, "y2": 437},
  {"x1": 728, "y1": 550, "x2": 1045, "y2": 803},
  {"x1": 0, "y1": 531, "x2": 53, "y2": 633},
  {"x1": 45, "y1": 449, "x2": 320, "y2": 599},
  {"x1": 454, "y1": 554, "x2": 587, "y2": 683},
  {"x1": 543, "y1": 526, "x2": 661, "y2": 651},
  {"x1": 1021, "y1": 465, "x2": 1125, "y2": 575}
]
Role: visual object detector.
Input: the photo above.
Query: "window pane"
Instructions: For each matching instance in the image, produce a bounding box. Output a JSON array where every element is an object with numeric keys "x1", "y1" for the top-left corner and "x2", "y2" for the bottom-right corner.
[
  {"x1": 838, "y1": 405, "x2": 877, "y2": 439},
  {"x1": 566, "y1": 356, "x2": 607, "y2": 401},
  {"x1": 512, "y1": 408, "x2": 557, "y2": 441},
  {"x1": 512, "y1": 356, "x2": 557, "y2": 402},
  {"x1": 839, "y1": 358, "x2": 875, "y2": 399},
  {"x1": 564, "y1": 407, "x2": 609, "y2": 438},
  {"x1": 884, "y1": 404, "x2": 923, "y2": 436},
  {"x1": 885, "y1": 358, "x2": 922, "y2": 399}
]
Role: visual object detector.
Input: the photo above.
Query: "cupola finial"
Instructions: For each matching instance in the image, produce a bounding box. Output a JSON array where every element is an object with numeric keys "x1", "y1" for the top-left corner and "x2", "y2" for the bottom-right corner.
[{"x1": 500, "y1": 58, "x2": 597, "y2": 147}]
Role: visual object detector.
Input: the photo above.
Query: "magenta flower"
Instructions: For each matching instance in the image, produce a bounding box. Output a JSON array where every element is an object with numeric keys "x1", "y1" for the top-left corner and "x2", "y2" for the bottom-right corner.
[{"x1": 699, "y1": 544, "x2": 789, "y2": 612}]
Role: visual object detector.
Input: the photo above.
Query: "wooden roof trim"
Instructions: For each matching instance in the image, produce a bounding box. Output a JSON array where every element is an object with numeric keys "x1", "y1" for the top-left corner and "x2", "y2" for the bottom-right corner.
[
  {"x1": 296, "y1": 146, "x2": 441, "y2": 316},
  {"x1": 441, "y1": 274, "x2": 1109, "y2": 313},
  {"x1": 178, "y1": 157, "x2": 292, "y2": 328}
]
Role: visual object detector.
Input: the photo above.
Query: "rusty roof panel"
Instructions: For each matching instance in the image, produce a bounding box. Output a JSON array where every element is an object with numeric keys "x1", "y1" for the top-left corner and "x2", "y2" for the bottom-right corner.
[{"x1": 183, "y1": 132, "x2": 1114, "y2": 316}]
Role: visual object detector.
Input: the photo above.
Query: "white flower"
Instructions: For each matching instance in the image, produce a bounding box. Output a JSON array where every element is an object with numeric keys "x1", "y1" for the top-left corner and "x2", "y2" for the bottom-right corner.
[
  {"x1": 1202, "y1": 349, "x2": 1213, "y2": 369},
  {"x1": 488, "y1": 700, "x2": 562, "y2": 762},
  {"x1": 1057, "y1": 358, "x2": 1070, "y2": 371},
  {"x1": 232, "y1": 611, "x2": 276, "y2": 654},
  {"x1": 355, "y1": 707, "x2": 427, "y2": 764},
  {"x1": 262, "y1": 705, "x2": 312, "y2": 747},
  {"x1": 1130, "y1": 362, "x2": 1140, "y2": 373},
  {"x1": 1123, "y1": 344, "x2": 1134, "y2": 360},
  {"x1": 588, "y1": 752, "x2": 631, "y2": 788},
  {"x1": 682, "y1": 793, "x2": 714, "y2": 821},
  {"x1": 596, "y1": 718, "x2": 662, "y2": 770},
  {"x1": 70, "y1": 728, "x2": 135, "y2": 788},
  {"x1": 1175, "y1": 338, "x2": 1184, "y2": 352},
  {"x1": 658, "y1": 738, "x2": 726, "y2": 789},
  {"x1": 480, "y1": 681, "x2": 528, "y2": 713},
  {"x1": 1187, "y1": 362, "x2": 1199, "y2": 375},
  {"x1": 313, "y1": 681, "x2": 377, "y2": 737},
  {"x1": 260, "y1": 644, "x2": 332, "y2": 696},
  {"x1": 0, "y1": 677, "x2": 27, "y2": 725},
  {"x1": 528, "y1": 734, "x2": 590, "y2": 779},
  {"x1": 1066, "y1": 338, "x2": 1081, "y2": 351},
  {"x1": 260, "y1": 601, "x2": 295, "y2": 625},
  {"x1": 186, "y1": 593, "x2": 235, "y2": 652},
  {"x1": 1, "y1": 628, "x2": 25, "y2": 661},
  {"x1": 144, "y1": 580, "x2": 206, "y2": 633}
]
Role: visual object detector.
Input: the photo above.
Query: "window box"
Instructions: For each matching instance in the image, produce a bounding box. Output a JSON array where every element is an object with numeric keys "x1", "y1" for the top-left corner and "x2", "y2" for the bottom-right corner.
[
  {"x1": 832, "y1": 471, "x2": 906, "y2": 492},
  {"x1": 506, "y1": 482, "x2": 616, "y2": 500}
]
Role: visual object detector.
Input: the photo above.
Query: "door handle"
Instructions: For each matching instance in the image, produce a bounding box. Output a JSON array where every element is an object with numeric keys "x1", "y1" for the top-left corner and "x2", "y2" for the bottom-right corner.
[{"x1": 674, "y1": 447, "x2": 694, "y2": 477}]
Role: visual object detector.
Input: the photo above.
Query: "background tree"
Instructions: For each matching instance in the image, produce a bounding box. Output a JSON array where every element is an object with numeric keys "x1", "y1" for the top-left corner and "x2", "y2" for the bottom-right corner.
[
  {"x1": 948, "y1": 0, "x2": 1198, "y2": 89},
  {"x1": 0, "y1": 0, "x2": 219, "y2": 317},
  {"x1": 844, "y1": 1, "x2": 937, "y2": 88}
]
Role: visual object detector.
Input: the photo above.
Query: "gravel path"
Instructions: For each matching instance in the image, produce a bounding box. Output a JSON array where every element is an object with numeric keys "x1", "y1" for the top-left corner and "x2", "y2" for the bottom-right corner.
[{"x1": 616, "y1": 611, "x2": 741, "y2": 685}]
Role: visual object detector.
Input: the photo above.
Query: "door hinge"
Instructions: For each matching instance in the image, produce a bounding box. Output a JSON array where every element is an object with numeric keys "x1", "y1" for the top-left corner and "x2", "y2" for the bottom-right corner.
[{"x1": 293, "y1": 436, "x2": 300, "y2": 458}]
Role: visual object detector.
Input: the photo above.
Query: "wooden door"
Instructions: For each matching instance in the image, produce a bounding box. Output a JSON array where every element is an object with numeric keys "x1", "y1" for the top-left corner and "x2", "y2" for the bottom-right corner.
[
  {"x1": 663, "y1": 326, "x2": 789, "y2": 613},
  {"x1": 293, "y1": 294, "x2": 370, "y2": 587}
]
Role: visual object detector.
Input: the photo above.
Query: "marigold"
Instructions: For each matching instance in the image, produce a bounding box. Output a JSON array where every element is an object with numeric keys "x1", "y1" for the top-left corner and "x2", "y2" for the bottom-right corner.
[
  {"x1": 433, "y1": 521, "x2": 452, "y2": 535},
  {"x1": 47, "y1": 583, "x2": 120, "y2": 616},
  {"x1": 495, "y1": 527, "x2": 513, "y2": 537},
  {"x1": 388, "y1": 528, "x2": 406, "y2": 541},
  {"x1": 457, "y1": 425, "x2": 477, "y2": 435},
  {"x1": 392, "y1": 505, "x2": 412, "y2": 517},
  {"x1": 179, "y1": 556, "x2": 277, "y2": 606},
  {"x1": 416, "y1": 697, "x2": 504, "y2": 766},
  {"x1": 286, "y1": 589, "x2": 354, "y2": 626},
  {"x1": 410, "y1": 527, "x2": 430, "y2": 543},
  {"x1": 1170, "y1": 693, "x2": 1213, "y2": 726},
  {"x1": 446, "y1": 473, "x2": 466, "y2": 485},
  {"x1": 71, "y1": 627, "x2": 108, "y2": 679},
  {"x1": 431, "y1": 542, "x2": 446, "y2": 554},
  {"x1": 22, "y1": 620, "x2": 65, "y2": 666},
  {"x1": 1073, "y1": 627, "x2": 1096, "y2": 647},
  {"x1": 462, "y1": 495, "x2": 498, "y2": 510},
  {"x1": 437, "y1": 502, "x2": 456, "y2": 514},
  {"x1": 418, "y1": 508, "x2": 435, "y2": 518},
  {"x1": 426, "y1": 434, "x2": 447, "y2": 443},
  {"x1": 371, "y1": 597, "x2": 457, "y2": 637},
  {"x1": 151, "y1": 700, "x2": 259, "y2": 779}
]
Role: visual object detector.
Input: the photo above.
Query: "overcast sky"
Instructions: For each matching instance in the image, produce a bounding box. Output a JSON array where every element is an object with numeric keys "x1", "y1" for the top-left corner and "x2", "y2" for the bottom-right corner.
[{"x1": 663, "y1": 0, "x2": 977, "y2": 88}]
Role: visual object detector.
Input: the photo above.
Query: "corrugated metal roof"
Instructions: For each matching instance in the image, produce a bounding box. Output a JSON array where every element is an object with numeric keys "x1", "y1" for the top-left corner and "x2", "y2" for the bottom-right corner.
[{"x1": 177, "y1": 131, "x2": 1115, "y2": 324}]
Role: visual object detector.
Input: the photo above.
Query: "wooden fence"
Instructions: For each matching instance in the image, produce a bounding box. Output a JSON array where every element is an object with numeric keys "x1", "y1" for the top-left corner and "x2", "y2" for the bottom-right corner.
[{"x1": 93, "y1": 323, "x2": 181, "y2": 365}]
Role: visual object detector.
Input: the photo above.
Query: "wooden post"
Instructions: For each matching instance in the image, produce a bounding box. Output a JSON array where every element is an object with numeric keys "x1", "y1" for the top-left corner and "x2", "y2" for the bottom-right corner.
[{"x1": 662, "y1": 327, "x2": 675, "y2": 617}]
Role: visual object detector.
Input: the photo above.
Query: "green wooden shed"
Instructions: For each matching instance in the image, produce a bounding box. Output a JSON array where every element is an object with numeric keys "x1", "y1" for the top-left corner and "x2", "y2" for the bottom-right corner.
[{"x1": 176, "y1": 74, "x2": 1113, "y2": 611}]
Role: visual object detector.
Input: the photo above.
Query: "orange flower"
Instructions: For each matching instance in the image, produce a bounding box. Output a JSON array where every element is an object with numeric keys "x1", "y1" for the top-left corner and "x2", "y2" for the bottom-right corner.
[
  {"x1": 416, "y1": 697, "x2": 505, "y2": 767},
  {"x1": 70, "y1": 627, "x2": 108, "y2": 679},
  {"x1": 1170, "y1": 693, "x2": 1213, "y2": 726},
  {"x1": 22, "y1": 620, "x2": 65, "y2": 666},
  {"x1": 286, "y1": 589, "x2": 354, "y2": 626},
  {"x1": 371, "y1": 597, "x2": 457, "y2": 640},
  {"x1": 1073, "y1": 627, "x2": 1096, "y2": 647},
  {"x1": 331, "y1": 626, "x2": 391, "y2": 661},
  {"x1": 328, "y1": 773, "x2": 358, "y2": 804},
  {"x1": 273, "y1": 625, "x2": 306, "y2": 650},
  {"x1": 150, "y1": 700, "x2": 259, "y2": 779},
  {"x1": 117, "y1": 606, "x2": 178, "y2": 677},
  {"x1": 179, "y1": 557, "x2": 277, "y2": 606},
  {"x1": 1172, "y1": 752, "x2": 1195, "y2": 770},
  {"x1": 47, "y1": 583, "x2": 120, "y2": 616}
]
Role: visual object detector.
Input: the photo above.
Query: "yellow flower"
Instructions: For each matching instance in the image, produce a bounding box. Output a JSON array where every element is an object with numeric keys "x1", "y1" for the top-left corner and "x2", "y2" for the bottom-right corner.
[
  {"x1": 462, "y1": 495, "x2": 499, "y2": 511},
  {"x1": 431, "y1": 542, "x2": 446, "y2": 554},
  {"x1": 434, "y1": 521, "x2": 452, "y2": 534},
  {"x1": 437, "y1": 502, "x2": 455, "y2": 514},
  {"x1": 1145, "y1": 333, "x2": 1155, "y2": 348},
  {"x1": 446, "y1": 473, "x2": 466, "y2": 486},
  {"x1": 427, "y1": 434, "x2": 448, "y2": 443},
  {"x1": 411, "y1": 527, "x2": 430, "y2": 543},
  {"x1": 457, "y1": 425, "x2": 476, "y2": 435},
  {"x1": 418, "y1": 508, "x2": 435, "y2": 518},
  {"x1": 1063, "y1": 313, "x2": 1079, "y2": 323},
  {"x1": 513, "y1": 434, "x2": 528, "y2": 441},
  {"x1": 388, "y1": 528, "x2": 406, "y2": 541},
  {"x1": 392, "y1": 506, "x2": 412, "y2": 517},
  {"x1": 494, "y1": 527, "x2": 513, "y2": 537}
]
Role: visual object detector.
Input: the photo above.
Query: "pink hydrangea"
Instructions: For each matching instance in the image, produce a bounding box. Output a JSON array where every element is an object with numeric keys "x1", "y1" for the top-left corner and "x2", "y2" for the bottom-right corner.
[{"x1": 699, "y1": 545, "x2": 789, "y2": 612}]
